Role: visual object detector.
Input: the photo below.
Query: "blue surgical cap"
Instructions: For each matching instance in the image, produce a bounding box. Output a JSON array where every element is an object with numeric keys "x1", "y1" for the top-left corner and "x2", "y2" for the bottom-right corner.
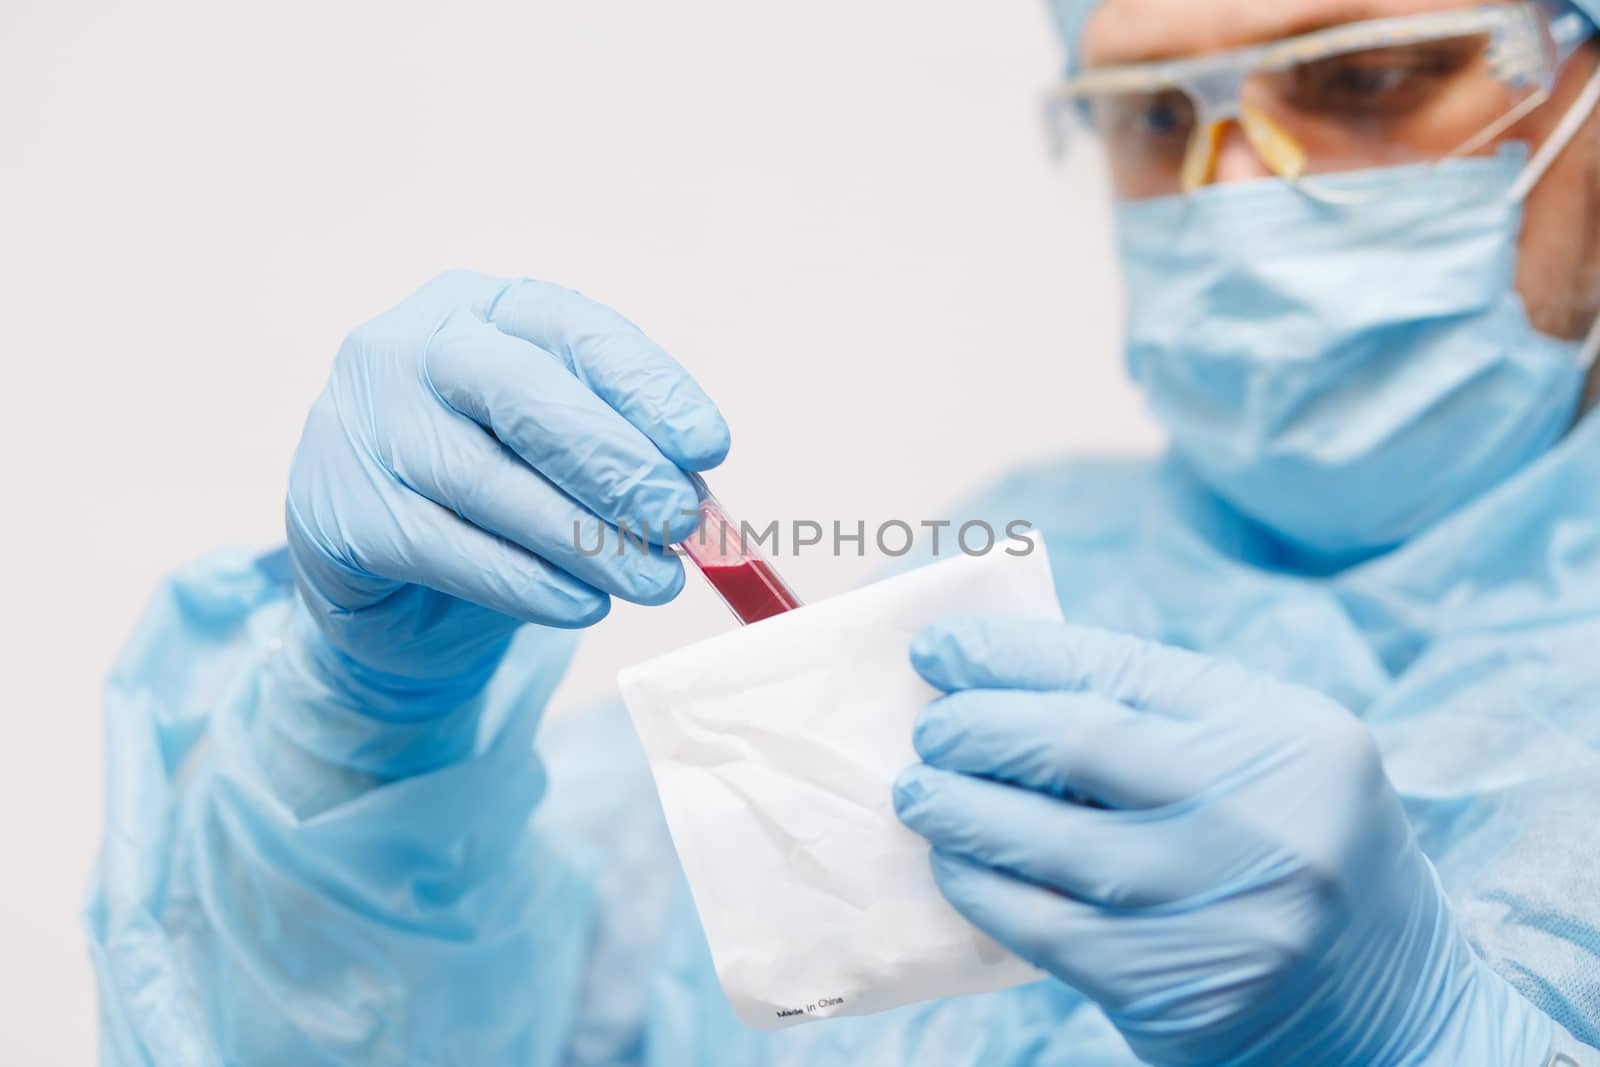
[
  {"x1": 1044, "y1": 0, "x2": 1097, "y2": 72},
  {"x1": 1047, "y1": 0, "x2": 1600, "y2": 73}
]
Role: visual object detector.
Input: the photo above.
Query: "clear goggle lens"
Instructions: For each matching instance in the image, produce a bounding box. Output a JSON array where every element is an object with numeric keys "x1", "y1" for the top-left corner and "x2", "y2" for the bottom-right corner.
[{"x1": 1049, "y1": 4, "x2": 1571, "y2": 202}]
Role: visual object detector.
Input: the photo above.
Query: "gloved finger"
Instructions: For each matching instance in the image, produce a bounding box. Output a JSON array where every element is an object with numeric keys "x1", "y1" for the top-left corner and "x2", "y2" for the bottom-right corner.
[
  {"x1": 895, "y1": 765, "x2": 1224, "y2": 906},
  {"x1": 930, "y1": 850, "x2": 1234, "y2": 1015},
  {"x1": 914, "y1": 690, "x2": 1194, "y2": 808},
  {"x1": 926, "y1": 851, "x2": 1107, "y2": 990},
  {"x1": 483, "y1": 278, "x2": 732, "y2": 471},
  {"x1": 382, "y1": 403, "x2": 685, "y2": 606},
  {"x1": 303, "y1": 488, "x2": 612, "y2": 628},
  {"x1": 396, "y1": 269, "x2": 513, "y2": 327},
  {"x1": 911, "y1": 616, "x2": 1226, "y2": 716},
  {"x1": 423, "y1": 311, "x2": 702, "y2": 543}
]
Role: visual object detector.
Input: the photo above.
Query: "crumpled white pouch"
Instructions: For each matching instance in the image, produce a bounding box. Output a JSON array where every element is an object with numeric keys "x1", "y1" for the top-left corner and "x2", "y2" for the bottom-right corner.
[{"x1": 618, "y1": 539, "x2": 1061, "y2": 1030}]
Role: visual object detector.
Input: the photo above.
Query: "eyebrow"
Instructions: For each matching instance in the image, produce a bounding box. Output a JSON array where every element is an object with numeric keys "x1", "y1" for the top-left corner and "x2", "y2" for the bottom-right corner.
[{"x1": 1085, "y1": 0, "x2": 1397, "y2": 67}]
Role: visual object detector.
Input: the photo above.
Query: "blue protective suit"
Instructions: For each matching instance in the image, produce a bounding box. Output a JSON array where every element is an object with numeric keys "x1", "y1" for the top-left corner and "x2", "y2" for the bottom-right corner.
[{"x1": 88, "y1": 409, "x2": 1600, "y2": 1064}]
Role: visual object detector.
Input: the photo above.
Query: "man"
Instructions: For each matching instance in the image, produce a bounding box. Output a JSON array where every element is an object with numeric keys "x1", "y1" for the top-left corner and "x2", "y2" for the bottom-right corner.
[{"x1": 87, "y1": 0, "x2": 1600, "y2": 1064}]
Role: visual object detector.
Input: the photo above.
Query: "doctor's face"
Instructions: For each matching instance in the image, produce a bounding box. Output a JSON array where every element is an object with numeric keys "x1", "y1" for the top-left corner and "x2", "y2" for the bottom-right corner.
[{"x1": 1080, "y1": 0, "x2": 1600, "y2": 358}]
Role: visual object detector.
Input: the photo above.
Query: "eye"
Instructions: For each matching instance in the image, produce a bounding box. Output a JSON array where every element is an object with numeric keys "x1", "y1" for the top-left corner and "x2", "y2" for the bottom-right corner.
[
  {"x1": 1139, "y1": 99, "x2": 1187, "y2": 134},
  {"x1": 1324, "y1": 64, "x2": 1413, "y2": 99},
  {"x1": 1103, "y1": 90, "x2": 1192, "y2": 139},
  {"x1": 1284, "y1": 39, "x2": 1480, "y2": 117}
]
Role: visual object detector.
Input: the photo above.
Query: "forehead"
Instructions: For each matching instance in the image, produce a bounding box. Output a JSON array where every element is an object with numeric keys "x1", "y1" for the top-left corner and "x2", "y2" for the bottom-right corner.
[{"x1": 1080, "y1": 0, "x2": 1504, "y2": 66}]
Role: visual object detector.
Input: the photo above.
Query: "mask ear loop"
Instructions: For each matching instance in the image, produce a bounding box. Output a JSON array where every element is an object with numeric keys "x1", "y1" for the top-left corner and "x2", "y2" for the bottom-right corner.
[
  {"x1": 1576, "y1": 310, "x2": 1600, "y2": 372},
  {"x1": 1507, "y1": 59, "x2": 1600, "y2": 202},
  {"x1": 1506, "y1": 56, "x2": 1600, "y2": 371}
]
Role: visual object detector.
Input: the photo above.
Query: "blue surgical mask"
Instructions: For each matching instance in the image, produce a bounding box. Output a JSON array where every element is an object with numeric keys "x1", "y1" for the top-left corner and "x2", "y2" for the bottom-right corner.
[{"x1": 1117, "y1": 79, "x2": 1600, "y2": 566}]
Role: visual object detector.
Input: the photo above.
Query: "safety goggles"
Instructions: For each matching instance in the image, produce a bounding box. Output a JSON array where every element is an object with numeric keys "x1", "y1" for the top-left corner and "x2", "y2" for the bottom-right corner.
[{"x1": 1044, "y1": 2, "x2": 1592, "y2": 202}]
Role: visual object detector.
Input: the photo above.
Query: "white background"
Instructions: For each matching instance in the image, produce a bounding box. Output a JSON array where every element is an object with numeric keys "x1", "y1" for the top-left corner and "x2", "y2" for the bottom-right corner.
[{"x1": 0, "y1": 1, "x2": 1155, "y2": 1061}]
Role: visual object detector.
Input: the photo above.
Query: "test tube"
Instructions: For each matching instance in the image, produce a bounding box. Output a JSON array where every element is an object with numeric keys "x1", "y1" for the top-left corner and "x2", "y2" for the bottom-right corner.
[{"x1": 679, "y1": 473, "x2": 802, "y2": 625}]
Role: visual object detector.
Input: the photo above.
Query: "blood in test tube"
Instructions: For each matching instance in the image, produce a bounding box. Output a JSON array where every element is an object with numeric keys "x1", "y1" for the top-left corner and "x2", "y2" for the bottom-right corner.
[
  {"x1": 695, "y1": 555, "x2": 802, "y2": 624},
  {"x1": 679, "y1": 474, "x2": 803, "y2": 625}
]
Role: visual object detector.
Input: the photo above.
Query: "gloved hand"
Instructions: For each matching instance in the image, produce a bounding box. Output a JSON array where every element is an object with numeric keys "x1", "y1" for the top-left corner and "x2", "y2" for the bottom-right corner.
[
  {"x1": 893, "y1": 618, "x2": 1575, "y2": 1067},
  {"x1": 287, "y1": 270, "x2": 729, "y2": 697}
]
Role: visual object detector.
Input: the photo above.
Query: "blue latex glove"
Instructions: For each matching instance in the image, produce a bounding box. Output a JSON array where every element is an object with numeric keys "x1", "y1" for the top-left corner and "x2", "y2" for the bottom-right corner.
[
  {"x1": 893, "y1": 618, "x2": 1579, "y2": 1067},
  {"x1": 287, "y1": 270, "x2": 729, "y2": 696}
]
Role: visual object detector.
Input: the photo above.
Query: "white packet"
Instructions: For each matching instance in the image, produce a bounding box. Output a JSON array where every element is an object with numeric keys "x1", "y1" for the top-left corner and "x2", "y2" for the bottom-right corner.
[{"x1": 617, "y1": 539, "x2": 1061, "y2": 1030}]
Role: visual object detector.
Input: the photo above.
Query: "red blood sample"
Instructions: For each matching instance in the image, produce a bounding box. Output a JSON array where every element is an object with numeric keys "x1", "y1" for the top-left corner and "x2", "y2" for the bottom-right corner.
[
  {"x1": 697, "y1": 558, "x2": 803, "y2": 625},
  {"x1": 680, "y1": 474, "x2": 803, "y2": 625}
]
